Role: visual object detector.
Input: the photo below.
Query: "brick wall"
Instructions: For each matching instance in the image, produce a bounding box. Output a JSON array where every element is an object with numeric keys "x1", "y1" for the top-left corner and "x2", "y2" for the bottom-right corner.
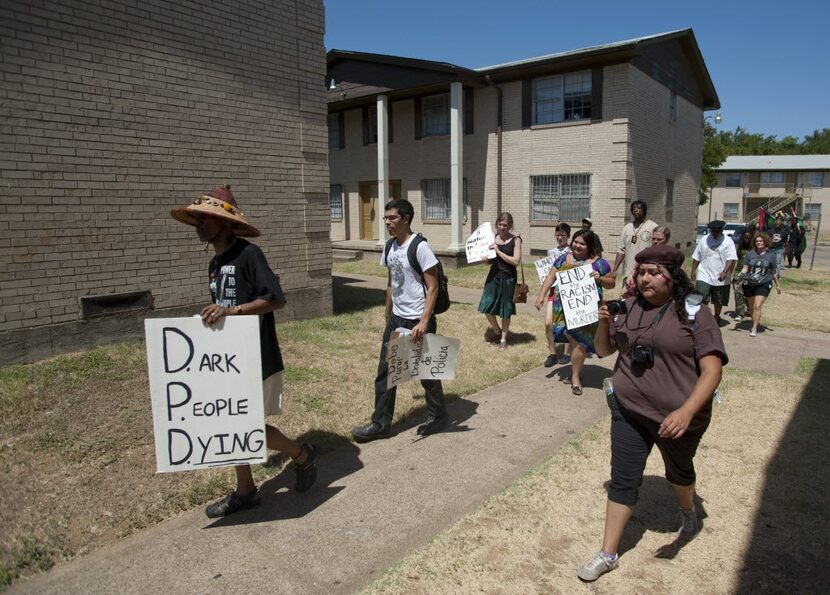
[
  {"x1": 0, "y1": 0, "x2": 330, "y2": 364},
  {"x1": 328, "y1": 61, "x2": 705, "y2": 259}
]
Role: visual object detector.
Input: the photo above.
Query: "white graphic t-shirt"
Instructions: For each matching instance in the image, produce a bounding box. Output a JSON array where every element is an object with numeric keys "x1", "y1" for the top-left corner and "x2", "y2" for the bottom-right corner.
[
  {"x1": 380, "y1": 235, "x2": 439, "y2": 319},
  {"x1": 692, "y1": 234, "x2": 738, "y2": 286}
]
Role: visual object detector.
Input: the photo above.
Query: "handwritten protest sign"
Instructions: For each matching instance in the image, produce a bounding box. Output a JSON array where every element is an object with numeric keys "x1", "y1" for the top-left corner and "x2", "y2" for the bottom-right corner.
[
  {"x1": 145, "y1": 316, "x2": 265, "y2": 473},
  {"x1": 534, "y1": 256, "x2": 554, "y2": 284},
  {"x1": 465, "y1": 222, "x2": 496, "y2": 264},
  {"x1": 557, "y1": 264, "x2": 600, "y2": 330},
  {"x1": 387, "y1": 331, "x2": 460, "y2": 389}
]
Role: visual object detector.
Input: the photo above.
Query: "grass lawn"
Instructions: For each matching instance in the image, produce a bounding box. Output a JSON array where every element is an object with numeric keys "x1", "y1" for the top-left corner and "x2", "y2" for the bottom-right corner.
[{"x1": 0, "y1": 278, "x2": 546, "y2": 589}]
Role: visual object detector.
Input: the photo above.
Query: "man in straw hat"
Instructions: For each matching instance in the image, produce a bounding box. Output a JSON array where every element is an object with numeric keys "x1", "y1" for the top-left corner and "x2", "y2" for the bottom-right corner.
[{"x1": 171, "y1": 184, "x2": 318, "y2": 518}]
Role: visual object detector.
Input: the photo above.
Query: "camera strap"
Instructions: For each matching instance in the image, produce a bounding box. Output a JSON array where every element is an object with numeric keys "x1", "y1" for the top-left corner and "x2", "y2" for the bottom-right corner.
[{"x1": 630, "y1": 301, "x2": 672, "y2": 347}]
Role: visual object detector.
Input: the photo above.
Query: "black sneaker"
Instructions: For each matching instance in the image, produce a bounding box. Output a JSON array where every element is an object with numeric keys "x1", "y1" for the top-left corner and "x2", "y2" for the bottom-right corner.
[
  {"x1": 205, "y1": 489, "x2": 261, "y2": 518},
  {"x1": 294, "y1": 442, "x2": 318, "y2": 493},
  {"x1": 544, "y1": 354, "x2": 557, "y2": 367},
  {"x1": 351, "y1": 422, "x2": 391, "y2": 443},
  {"x1": 417, "y1": 414, "x2": 448, "y2": 436}
]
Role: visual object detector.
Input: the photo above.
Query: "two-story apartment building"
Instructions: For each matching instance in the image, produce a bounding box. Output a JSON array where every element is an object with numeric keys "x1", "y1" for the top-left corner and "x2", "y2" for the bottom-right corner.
[
  {"x1": 699, "y1": 155, "x2": 830, "y2": 225},
  {"x1": 327, "y1": 29, "x2": 720, "y2": 263}
]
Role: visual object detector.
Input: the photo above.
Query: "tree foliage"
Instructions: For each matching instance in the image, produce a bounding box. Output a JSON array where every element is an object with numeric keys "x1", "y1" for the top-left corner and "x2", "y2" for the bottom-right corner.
[{"x1": 700, "y1": 126, "x2": 830, "y2": 205}]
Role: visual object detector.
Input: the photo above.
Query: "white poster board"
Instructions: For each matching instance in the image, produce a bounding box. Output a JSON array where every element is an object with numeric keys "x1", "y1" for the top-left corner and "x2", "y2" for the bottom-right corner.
[
  {"x1": 557, "y1": 264, "x2": 600, "y2": 330},
  {"x1": 145, "y1": 316, "x2": 266, "y2": 473},
  {"x1": 465, "y1": 222, "x2": 497, "y2": 264},
  {"x1": 387, "y1": 331, "x2": 461, "y2": 389},
  {"x1": 534, "y1": 256, "x2": 554, "y2": 284}
]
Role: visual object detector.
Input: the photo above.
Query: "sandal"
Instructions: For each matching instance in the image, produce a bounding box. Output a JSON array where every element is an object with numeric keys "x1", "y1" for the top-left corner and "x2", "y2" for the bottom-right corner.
[{"x1": 571, "y1": 385, "x2": 583, "y2": 396}]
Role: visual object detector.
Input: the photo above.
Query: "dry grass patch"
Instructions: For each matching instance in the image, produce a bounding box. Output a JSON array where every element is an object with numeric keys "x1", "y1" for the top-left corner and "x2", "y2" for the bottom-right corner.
[
  {"x1": 0, "y1": 285, "x2": 547, "y2": 589},
  {"x1": 364, "y1": 360, "x2": 829, "y2": 594}
]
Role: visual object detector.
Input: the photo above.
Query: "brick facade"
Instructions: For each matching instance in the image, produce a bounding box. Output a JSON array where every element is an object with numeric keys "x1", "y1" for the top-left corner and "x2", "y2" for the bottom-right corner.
[
  {"x1": 1, "y1": 0, "x2": 330, "y2": 364},
  {"x1": 329, "y1": 62, "x2": 704, "y2": 256}
]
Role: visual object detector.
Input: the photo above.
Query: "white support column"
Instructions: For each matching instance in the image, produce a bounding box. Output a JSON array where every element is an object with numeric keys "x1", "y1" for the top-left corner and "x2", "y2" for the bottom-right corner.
[
  {"x1": 376, "y1": 94, "x2": 389, "y2": 245},
  {"x1": 449, "y1": 82, "x2": 464, "y2": 251}
]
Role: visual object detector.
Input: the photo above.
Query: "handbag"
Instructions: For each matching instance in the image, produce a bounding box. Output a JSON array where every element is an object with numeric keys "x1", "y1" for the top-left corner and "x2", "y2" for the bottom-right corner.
[{"x1": 512, "y1": 259, "x2": 528, "y2": 304}]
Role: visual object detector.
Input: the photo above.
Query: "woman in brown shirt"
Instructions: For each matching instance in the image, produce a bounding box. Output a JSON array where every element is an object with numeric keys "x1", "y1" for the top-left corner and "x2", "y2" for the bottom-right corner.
[{"x1": 577, "y1": 244, "x2": 728, "y2": 582}]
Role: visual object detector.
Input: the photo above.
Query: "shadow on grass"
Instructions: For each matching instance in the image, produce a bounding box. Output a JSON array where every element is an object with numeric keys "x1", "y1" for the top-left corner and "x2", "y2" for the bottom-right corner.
[
  {"x1": 333, "y1": 275, "x2": 386, "y2": 314},
  {"x1": 205, "y1": 430, "x2": 363, "y2": 528},
  {"x1": 734, "y1": 358, "x2": 830, "y2": 593},
  {"x1": 604, "y1": 476, "x2": 708, "y2": 558}
]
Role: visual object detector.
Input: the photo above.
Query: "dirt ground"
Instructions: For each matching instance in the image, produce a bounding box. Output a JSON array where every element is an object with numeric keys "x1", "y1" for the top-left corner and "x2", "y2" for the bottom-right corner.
[{"x1": 364, "y1": 360, "x2": 830, "y2": 594}]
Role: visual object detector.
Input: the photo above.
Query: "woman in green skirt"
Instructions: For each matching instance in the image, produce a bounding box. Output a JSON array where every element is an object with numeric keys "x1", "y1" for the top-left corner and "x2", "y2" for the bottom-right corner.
[{"x1": 479, "y1": 212, "x2": 522, "y2": 349}]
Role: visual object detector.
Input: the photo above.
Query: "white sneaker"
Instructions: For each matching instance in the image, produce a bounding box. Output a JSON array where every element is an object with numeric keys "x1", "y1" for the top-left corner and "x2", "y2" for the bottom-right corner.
[
  {"x1": 749, "y1": 329, "x2": 757, "y2": 337},
  {"x1": 577, "y1": 552, "x2": 618, "y2": 581}
]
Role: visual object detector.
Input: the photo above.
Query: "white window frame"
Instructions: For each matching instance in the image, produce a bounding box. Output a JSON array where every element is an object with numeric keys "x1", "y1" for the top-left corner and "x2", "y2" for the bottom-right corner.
[
  {"x1": 422, "y1": 93, "x2": 449, "y2": 137},
  {"x1": 760, "y1": 171, "x2": 785, "y2": 184},
  {"x1": 421, "y1": 178, "x2": 467, "y2": 220},
  {"x1": 327, "y1": 113, "x2": 340, "y2": 149},
  {"x1": 530, "y1": 173, "x2": 592, "y2": 222},
  {"x1": 804, "y1": 203, "x2": 822, "y2": 221},
  {"x1": 329, "y1": 184, "x2": 343, "y2": 220},
  {"x1": 723, "y1": 202, "x2": 739, "y2": 220},
  {"x1": 806, "y1": 172, "x2": 824, "y2": 188},
  {"x1": 724, "y1": 172, "x2": 742, "y2": 187},
  {"x1": 532, "y1": 70, "x2": 592, "y2": 125}
]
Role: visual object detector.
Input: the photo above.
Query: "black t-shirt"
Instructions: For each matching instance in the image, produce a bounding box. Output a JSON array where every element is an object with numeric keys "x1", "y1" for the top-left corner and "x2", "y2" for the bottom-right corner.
[
  {"x1": 208, "y1": 238, "x2": 285, "y2": 379},
  {"x1": 770, "y1": 226, "x2": 789, "y2": 249}
]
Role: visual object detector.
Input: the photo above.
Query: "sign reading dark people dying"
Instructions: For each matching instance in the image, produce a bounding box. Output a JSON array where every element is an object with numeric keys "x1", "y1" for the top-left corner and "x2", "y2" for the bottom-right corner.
[{"x1": 145, "y1": 317, "x2": 266, "y2": 473}]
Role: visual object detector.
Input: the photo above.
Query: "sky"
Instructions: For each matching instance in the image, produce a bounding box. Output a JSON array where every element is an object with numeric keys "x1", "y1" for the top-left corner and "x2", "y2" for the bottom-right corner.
[{"x1": 324, "y1": 0, "x2": 829, "y2": 141}]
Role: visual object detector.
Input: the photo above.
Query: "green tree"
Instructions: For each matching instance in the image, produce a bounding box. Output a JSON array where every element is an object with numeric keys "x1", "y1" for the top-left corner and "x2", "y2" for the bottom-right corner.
[
  {"x1": 700, "y1": 122, "x2": 727, "y2": 205},
  {"x1": 802, "y1": 128, "x2": 830, "y2": 154}
]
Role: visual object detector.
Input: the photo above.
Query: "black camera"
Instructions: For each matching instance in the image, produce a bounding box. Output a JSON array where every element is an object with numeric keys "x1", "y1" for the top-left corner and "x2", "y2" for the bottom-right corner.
[
  {"x1": 606, "y1": 300, "x2": 627, "y2": 316},
  {"x1": 630, "y1": 344, "x2": 654, "y2": 366}
]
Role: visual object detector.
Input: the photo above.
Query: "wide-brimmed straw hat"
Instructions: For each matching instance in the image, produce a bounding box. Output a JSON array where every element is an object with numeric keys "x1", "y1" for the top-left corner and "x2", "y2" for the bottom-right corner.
[{"x1": 170, "y1": 185, "x2": 260, "y2": 237}]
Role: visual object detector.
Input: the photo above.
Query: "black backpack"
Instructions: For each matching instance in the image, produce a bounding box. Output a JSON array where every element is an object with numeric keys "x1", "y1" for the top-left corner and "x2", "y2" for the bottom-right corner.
[{"x1": 383, "y1": 233, "x2": 451, "y2": 314}]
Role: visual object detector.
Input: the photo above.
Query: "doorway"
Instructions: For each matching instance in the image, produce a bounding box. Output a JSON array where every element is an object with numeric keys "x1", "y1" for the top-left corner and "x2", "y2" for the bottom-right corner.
[{"x1": 359, "y1": 180, "x2": 401, "y2": 240}]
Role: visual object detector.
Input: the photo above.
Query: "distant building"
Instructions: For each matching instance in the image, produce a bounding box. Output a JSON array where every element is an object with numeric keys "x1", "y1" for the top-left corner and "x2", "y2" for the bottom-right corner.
[
  {"x1": 1, "y1": 0, "x2": 330, "y2": 364},
  {"x1": 700, "y1": 155, "x2": 830, "y2": 225},
  {"x1": 327, "y1": 29, "x2": 719, "y2": 263}
]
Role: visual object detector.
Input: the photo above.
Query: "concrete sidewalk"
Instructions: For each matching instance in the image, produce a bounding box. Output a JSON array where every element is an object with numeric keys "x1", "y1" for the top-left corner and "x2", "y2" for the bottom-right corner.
[{"x1": 14, "y1": 275, "x2": 830, "y2": 594}]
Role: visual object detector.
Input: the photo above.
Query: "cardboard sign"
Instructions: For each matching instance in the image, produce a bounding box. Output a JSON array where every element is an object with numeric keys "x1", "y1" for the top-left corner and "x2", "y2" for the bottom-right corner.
[
  {"x1": 145, "y1": 316, "x2": 266, "y2": 473},
  {"x1": 557, "y1": 264, "x2": 600, "y2": 330},
  {"x1": 387, "y1": 331, "x2": 460, "y2": 389},
  {"x1": 465, "y1": 222, "x2": 497, "y2": 264},
  {"x1": 534, "y1": 256, "x2": 554, "y2": 284}
]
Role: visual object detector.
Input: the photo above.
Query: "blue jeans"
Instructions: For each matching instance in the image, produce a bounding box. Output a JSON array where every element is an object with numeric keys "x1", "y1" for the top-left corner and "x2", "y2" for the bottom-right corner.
[
  {"x1": 770, "y1": 247, "x2": 784, "y2": 276},
  {"x1": 372, "y1": 314, "x2": 446, "y2": 428}
]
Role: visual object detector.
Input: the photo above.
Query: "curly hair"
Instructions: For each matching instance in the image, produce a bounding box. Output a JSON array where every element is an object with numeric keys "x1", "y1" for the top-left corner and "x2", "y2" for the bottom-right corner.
[{"x1": 633, "y1": 263, "x2": 695, "y2": 323}]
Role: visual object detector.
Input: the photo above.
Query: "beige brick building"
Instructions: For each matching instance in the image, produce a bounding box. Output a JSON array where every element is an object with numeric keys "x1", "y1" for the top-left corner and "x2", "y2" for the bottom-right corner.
[
  {"x1": 1, "y1": 0, "x2": 330, "y2": 364},
  {"x1": 327, "y1": 29, "x2": 719, "y2": 263},
  {"x1": 699, "y1": 155, "x2": 829, "y2": 226}
]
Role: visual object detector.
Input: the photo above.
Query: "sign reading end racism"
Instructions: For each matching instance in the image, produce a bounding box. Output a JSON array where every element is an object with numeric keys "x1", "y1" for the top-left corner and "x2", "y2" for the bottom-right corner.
[
  {"x1": 145, "y1": 317, "x2": 266, "y2": 473},
  {"x1": 558, "y1": 264, "x2": 600, "y2": 330}
]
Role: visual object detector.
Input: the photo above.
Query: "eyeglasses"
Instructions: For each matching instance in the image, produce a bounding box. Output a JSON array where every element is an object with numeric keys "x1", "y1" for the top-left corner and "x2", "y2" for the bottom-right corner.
[{"x1": 382, "y1": 215, "x2": 401, "y2": 222}]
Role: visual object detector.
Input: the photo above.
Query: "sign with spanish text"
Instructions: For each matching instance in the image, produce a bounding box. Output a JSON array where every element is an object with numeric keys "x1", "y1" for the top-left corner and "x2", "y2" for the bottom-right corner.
[
  {"x1": 387, "y1": 330, "x2": 460, "y2": 389},
  {"x1": 557, "y1": 264, "x2": 600, "y2": 330},
  {"x1": 465, "y1": 222, "x2": 496, "y2": 264},
  {"x1": 534, "y1": 256, "x2": 554, "y2": 284},
  {"x1": 145, "y1": 316, "x2": 266, "y2": 473}
]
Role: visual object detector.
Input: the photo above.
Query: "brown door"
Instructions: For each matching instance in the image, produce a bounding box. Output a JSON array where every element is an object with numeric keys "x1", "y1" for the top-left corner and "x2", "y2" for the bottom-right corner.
[
  {"x1": 359, "y1": 182, "x2": 378, "y2": 240},
  {"x1": 359, "y1": 181, "x2": 402, "y2": 240}
]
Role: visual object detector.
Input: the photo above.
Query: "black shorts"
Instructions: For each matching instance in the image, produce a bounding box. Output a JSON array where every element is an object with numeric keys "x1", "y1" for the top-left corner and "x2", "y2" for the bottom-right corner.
[
  {"x1": 695, "y1": 281, "x2": 730, "y2": 306},
  {"x1": 742, "y1": 282, "x2": 771, "y2": 298},
  {"x1": 606, "y1": 393, "x2": 708, "y2": 506}
]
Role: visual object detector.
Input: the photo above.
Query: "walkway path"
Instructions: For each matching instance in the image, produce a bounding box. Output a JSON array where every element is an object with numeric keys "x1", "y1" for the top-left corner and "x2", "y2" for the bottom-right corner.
[{"x1": 13, "y1": 275, "x2": 830, "y2": 594}]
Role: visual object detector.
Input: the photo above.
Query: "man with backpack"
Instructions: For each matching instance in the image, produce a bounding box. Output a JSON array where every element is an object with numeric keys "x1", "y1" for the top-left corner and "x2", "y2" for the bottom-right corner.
[{"x1": 351, "y1": 198, "x2": 449, "y2": 442}]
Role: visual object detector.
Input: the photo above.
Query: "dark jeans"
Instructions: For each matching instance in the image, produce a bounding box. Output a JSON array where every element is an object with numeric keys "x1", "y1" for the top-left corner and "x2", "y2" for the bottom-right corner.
[
  {"x1": 372, "y1": 314, "x2": 446, "y2": 428},
  {"x1": 606, "y1": 392, "x2": 707, "y2": 506}
]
